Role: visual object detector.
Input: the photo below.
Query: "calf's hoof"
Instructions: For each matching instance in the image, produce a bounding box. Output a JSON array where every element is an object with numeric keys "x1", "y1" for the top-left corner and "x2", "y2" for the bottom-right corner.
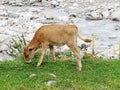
[
  {"x1": 53, "y1": 60, "x2": 56, "y2": 63},
  {"x1": 76, "y1": 67, "x2": 82, "y2": 72},
  {"x1": 37, "y1": 63, "x2": 41, "y2": 67}
]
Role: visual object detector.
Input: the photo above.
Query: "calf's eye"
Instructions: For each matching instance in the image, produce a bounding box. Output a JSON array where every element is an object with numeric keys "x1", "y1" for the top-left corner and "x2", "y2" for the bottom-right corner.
[{"x1": 29, "y1": 48, "x2": 33, "y2": 51}]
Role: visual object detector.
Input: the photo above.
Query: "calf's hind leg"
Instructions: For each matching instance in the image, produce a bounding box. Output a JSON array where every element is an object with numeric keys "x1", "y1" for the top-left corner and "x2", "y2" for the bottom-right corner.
[
  {"x1": 49, "y1": 45, "x2": 56, "y2": 63},
  {"x1": 67, "y1": 41, "x2": 82, "y2": 71}
]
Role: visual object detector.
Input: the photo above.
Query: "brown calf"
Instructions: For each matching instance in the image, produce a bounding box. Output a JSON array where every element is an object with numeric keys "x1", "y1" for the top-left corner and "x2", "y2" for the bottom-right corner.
[{"x1": 23, "y1": 24, "x2": 91, "y2": 71}]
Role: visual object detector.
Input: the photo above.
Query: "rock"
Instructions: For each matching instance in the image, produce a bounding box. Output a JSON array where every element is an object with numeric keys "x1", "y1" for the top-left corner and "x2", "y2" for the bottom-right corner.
[
  {"x1": 46, "y1": 80, "x2": 56, "y2": 86},
  {"x1": 51, "y1": 0, "x2": 59, "y2": 7},
  {"x1": 104, "y1": 8, "x2": 114, "y2": 19},
  {"x1": 0, "y1": 10, "x2": 8, "y2": 16},
  {"x1": 102, "y1": 10, "x2": 110, "y2": 19},
  {"x1": 108, "y1": 44, "x2": 113, "y2": 48},
  {"x1": 0, "y1": 34, "x2": 9, "y2": 44},
  {"x1": 57, "y1": 0, "x2": 64, "y2": 2},
  {"x1": 21, "y1": 13, "x2": 33, "y2": 21},
  {"x1": 6, "y1": 21, "x2": 14, "y2": 27},
  {"x1": 15, "y1": 0, "x2": 23, "y2": 3},
  {"x1": 114, "y1": 25, "x2": 120, "y2": 31},
  {"x1": 1, "y1": 0, "x2": 42, "y2": 5},
  {"x1": 16, "y1": 3, "x2": 23, "y2": 6},
  {"x1": 69, "y1": 13, "x2": 77, "y2": 18},
  {"x1": 0, "y1": 9, "x2": 19, "y2": 19},
  {"x1": 1, "y1": 0, "x2": 9, "y2": 4},
  {"x1": 44, "y1": 14, "x2": 54, "y2": 20},
  {"x1": 29, "y1": 74, "x2": 36, "y2": 78},
  {"x1": 68, "y1": 6, "x2": 77, "y2": 10},
  {"x1": 89, "y1": 0, "x2": 94, "y2": 3},
  {"x1": 0, "y1": 16, "x2": 8, "y2": 20},
  {"x1": 29, "y1": 0, "x2": 37, "y2": 4},
  {"x1": 0, "y1": 53, "x2": 14, "y2": 61},
  {"x1": 12, "y1": 0, "x2": 24, "y2": 6},
  {"x1": 50, "y1": 73, "x2": 56, "y2": 78},
  {"x1": 9, "y1": 0, "x2": 16, "y2": 5},
  {"x1": 111, "y1": 9, "x2": 120, "y2": 21},
  {"x1": 7, "y1": 11, "x2": 19, "y2": 18},
  {"x1": 58, "y1": 16, "x2": 69, "y2": 22},
  {"x1": 108, "y1": 35, "x2": 117, "y2": 39},
  {"x1": 38, "y1": 0, "x2": 42, "y2": 2},
  {"x1": 68, "y1": 3, "x2": 78, "y2": 10},
  {"x1": 72, "y1": 3, "x2": 78, "y2": 7},
  {"x1": 109, "y1": 55, "x2": 118, "y2": 59},
  {"x1": 86, "y1": 11, "x2": 103, "y2": 20}
]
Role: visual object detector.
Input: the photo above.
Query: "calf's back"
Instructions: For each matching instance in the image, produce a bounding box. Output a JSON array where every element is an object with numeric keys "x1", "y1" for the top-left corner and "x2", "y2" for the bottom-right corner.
[{"x1": 35, "y1": 24, "x2": 78, "y2": 45}]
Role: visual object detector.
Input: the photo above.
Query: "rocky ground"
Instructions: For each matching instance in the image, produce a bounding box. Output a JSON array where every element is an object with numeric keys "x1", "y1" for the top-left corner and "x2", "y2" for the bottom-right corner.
[{"x1": 0, "y1": 0, "x2": 120, "y2": 61}]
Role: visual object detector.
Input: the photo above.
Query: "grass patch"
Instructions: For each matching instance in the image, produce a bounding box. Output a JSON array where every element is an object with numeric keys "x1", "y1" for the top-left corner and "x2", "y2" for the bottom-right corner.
[{"x1": 0, "y1": 56, "x2": 120, "y2": 90}]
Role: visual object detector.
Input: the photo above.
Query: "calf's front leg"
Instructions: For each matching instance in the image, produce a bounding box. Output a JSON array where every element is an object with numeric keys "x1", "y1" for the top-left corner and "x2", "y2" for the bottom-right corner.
[{"x1": 37, "y1": 42, "x2": 48, "y2": 67}]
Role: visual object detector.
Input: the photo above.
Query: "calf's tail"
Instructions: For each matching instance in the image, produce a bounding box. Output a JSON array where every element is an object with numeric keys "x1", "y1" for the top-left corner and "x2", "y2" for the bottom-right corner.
[{"x1": 77, "y1": 33, "x2": 92, "y2": 43}]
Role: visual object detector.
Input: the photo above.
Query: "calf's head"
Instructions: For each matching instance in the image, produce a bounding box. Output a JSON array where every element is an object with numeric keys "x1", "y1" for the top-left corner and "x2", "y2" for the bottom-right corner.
[{"x1": 23, "y1": 45, "x2": 35, "y2": 63}]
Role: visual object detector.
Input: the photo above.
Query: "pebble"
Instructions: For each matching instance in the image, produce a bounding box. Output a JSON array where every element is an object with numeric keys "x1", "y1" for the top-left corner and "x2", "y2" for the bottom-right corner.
[
  {"x1": 46, "y1": 80, "x2": 56, "y2": 86},
  {"x1": 29, "y1": 74, "x2": 36, "y2": 78},
  {"x1": 50, "y1": 73, "x2": 56, "y2": 78},
  {"x1": 45, "y1": 14, "x2": 54, "y2": 20},
  {"x1": 58, "y1": 16, "x2": 69, "y2": 22}
]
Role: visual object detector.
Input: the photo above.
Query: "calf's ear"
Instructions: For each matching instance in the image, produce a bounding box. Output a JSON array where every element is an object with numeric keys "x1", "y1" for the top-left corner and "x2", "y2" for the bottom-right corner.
[{"x1": 23, "y1": 45, "x2": 27, "y2": 50}]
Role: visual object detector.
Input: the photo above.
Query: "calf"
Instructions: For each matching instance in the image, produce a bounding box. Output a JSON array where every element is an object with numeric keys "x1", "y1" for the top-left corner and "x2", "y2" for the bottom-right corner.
[{"x1": 23, "y1": 24, "x2": 91, "y2": 71}]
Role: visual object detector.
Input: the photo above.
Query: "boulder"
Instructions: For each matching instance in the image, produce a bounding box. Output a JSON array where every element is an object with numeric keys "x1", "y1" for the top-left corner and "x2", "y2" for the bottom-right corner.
[
  {"x1": 51, "y1": 0, "x2": 59, "y2": 7},
  {"x1": 110, "y1": 9, "x2": 120, "y2": 21},
  {"x1": 86, "y1": 11, "x2": 103, "y2": 20}
]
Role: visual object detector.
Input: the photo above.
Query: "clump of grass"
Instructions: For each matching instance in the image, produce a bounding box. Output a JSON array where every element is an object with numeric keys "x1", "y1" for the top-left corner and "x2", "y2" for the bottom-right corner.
[{"x1": 7, "y1": 34, "x2": 27, "y2": 57}]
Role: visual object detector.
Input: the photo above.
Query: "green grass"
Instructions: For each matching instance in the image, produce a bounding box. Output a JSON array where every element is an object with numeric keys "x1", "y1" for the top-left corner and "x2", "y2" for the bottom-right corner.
[{"x1": 0, "y1": 55, "x2": 120, "y2": 90}]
